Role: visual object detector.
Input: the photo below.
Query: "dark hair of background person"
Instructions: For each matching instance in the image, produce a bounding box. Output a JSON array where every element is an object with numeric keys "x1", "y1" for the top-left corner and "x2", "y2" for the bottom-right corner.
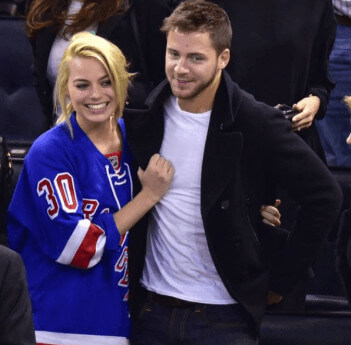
[{"x1": 26, "y1": 0, "x2": 129, "y2": 38}]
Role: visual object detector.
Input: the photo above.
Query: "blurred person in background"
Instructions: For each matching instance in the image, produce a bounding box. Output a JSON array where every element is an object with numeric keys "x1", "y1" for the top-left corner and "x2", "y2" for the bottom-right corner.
[
  {"x1": 0, "y1": 244, "x2": 35, "y2": 345},
  {"x1": 316, "y1": 0, "x2": 351, "y2": 167}
]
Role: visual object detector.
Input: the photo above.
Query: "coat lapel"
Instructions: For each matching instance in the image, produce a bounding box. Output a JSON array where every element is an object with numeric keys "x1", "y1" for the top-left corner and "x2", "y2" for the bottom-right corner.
[
  {"x1": 124, "y1": 107, "x2": 164, "y2": 170},
  {"x1": 201, "y1": 73, "x2": 244, "y2": 214},
  {"x1": 123, "y1": 81, "x2": 170, "y2": 170}
]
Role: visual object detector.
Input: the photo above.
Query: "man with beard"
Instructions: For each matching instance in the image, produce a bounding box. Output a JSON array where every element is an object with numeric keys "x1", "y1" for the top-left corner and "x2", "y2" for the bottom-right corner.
[{"x1": 124, "y1": 1, "x2": 342, "y2": 344}]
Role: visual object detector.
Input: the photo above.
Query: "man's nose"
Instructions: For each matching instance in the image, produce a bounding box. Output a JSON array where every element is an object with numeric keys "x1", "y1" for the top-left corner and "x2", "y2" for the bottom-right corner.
[{"x1": 174, "y1": 58, "x2": 189, "y2": 73}]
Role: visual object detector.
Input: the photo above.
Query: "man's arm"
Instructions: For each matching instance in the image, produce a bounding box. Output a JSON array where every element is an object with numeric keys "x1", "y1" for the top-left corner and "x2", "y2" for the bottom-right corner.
[{"x1": 262, "y1": 108, "x2": 342, "y2": 295}]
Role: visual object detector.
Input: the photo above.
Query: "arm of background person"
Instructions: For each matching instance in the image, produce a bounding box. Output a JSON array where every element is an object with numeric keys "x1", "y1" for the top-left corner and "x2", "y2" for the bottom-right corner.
[
  {"x1": 291, "y1": 0, "x2": 337, "y2": 130},
  {"x1": 0, "y1": 245, "x2": 36, "y2": 345}
]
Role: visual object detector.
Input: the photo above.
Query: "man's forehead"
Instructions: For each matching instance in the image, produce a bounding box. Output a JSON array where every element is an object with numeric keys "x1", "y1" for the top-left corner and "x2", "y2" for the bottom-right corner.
[
  {"x1": 167, "y1": 29, "x2": 214, "y2": 50},
  {"x1": 171, "y1": 27, "x2": 208, "y2": 37}
]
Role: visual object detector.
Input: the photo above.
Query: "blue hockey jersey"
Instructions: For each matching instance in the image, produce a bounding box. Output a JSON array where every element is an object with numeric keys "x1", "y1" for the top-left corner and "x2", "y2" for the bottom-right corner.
[{"x1": 7, "y1": 114, "x2": 132, "y2": 345}]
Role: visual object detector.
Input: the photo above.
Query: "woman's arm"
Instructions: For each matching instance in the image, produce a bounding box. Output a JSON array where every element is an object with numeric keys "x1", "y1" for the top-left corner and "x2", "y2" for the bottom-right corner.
[{"x1": 7, "y1": 138, "x2": 172, "y2": 270}]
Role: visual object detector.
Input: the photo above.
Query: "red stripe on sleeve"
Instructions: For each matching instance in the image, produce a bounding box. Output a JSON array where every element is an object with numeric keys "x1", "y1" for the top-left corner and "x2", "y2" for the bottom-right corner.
[{"x1": 70, "y1": 224, "x2": 104, "y2": 269}]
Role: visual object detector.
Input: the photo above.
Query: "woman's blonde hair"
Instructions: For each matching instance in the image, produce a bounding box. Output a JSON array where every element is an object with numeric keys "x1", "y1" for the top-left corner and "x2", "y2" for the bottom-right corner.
[
  {"x1": 344, "y1": 95, "x2": 351, "y2": 111},
  {"x1": 55, "y1": 32, "x2": 134, "y2": 135}
]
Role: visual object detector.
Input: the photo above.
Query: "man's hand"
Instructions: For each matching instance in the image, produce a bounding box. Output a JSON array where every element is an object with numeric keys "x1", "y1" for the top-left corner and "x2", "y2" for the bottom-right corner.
[
  {"x1": 267, "y1": 290, "x2": 283, "y2": 305},
  {"x1": 260, "y1": 199, "x2": 281, "y2": 227},
  {"x1": 346, "y1": 133, "x2": 351, "y2": 145},
  {"x1": 291, "y1": 95, "x2": 320, "y2": 132}
]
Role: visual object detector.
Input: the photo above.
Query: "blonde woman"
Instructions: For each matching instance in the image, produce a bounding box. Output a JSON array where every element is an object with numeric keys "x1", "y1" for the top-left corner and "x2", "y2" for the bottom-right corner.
[
  {"x1": 7, "y1": 32, "x2": 173, "y2": 345},
  {"x1": 25, "y1": 0, "x2": 169, "y2": 127}
]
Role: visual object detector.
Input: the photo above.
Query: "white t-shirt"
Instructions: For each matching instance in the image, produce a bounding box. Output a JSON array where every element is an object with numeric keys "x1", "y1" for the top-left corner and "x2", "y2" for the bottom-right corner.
[{"x1": 141, "y1": 96, "x2": 236, "y2": 305}]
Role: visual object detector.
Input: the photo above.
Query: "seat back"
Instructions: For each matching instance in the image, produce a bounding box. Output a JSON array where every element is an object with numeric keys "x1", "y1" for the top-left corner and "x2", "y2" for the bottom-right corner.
[{"x1": 0, "y1": 15, "x2": 46, "y2": 141}]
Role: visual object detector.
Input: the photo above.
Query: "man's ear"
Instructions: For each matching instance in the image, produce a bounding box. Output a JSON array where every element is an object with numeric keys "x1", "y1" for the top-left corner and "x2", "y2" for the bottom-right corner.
[{"x1": 218, "y1": 48, "x2": 230, "y2": 70}]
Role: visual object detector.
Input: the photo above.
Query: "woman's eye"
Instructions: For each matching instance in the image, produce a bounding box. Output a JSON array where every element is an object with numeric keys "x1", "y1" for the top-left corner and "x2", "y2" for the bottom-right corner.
[
  {"x1": 76, "y1": 83, "x2": 88, "y2": 90},
  {"x1": 102, "y1": 80, "x2": 112, "y2": 87}
]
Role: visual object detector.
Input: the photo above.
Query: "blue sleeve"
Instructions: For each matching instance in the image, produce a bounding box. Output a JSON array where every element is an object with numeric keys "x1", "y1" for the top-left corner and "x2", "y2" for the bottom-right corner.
[{"x1": 7, "y1": 137, "x2": 121, "y2": 269}]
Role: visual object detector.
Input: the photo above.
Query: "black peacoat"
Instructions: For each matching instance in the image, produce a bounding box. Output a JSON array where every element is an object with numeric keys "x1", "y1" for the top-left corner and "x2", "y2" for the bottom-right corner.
[{"x1": 124, "y1": 71, "x2": 342, "y2": 333}]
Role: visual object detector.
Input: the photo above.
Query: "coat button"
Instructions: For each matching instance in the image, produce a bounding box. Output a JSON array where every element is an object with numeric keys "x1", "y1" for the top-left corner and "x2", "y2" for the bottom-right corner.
[
  {"x1": 219, "y1": 123, "x2": 224, "y2": 131},
  {"x1": 240, "y1": 270, "x2": 250, "y2": 281},
  {"x1": 232, "y1": 236, "x2": 241, "y2": 247},
  {"x1": 220, "y1": 200, "x2": 230, "y2": 210}
]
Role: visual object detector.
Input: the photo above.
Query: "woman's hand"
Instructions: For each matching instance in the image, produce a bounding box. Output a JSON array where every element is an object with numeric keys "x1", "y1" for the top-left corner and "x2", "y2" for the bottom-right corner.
[
  {"x1": 113, "y1": 154, "x2": 174, "y2": 235},
  {"x1": 138, "y1": 153, "x2": 174, "y2": 204},
  {"x1": 260, "y1": 199, "x2": 281, "y2": 227}
]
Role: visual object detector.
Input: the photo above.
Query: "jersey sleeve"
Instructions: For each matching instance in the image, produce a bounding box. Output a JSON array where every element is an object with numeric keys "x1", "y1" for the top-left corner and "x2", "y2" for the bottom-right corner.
[{"x1": 7, "y1": 141, "x2": 121, "y2": 270}]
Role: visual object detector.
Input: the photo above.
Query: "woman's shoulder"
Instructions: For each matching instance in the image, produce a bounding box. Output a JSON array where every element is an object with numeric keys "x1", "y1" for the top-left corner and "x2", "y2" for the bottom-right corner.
[{"x1": 27, "y1": 122, "x2": 71, "y2": 159}]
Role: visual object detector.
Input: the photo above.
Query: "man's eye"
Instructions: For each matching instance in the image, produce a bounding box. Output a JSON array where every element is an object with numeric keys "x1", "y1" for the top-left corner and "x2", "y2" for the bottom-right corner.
[
  {"x1": 191, "y1": 56, "x2": 203, "y2": 62},
  {"x1": 169, "y1": 51, "x2": 178, "y2": 58}
]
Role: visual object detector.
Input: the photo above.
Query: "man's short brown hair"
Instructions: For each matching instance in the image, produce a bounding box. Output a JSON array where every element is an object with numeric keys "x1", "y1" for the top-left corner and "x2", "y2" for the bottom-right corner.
[{"x1": 161, "y1": 0, "x2": 232, "y2": 55}]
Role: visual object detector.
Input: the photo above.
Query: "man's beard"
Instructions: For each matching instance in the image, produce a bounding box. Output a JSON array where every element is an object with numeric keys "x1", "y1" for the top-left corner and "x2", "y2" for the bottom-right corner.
[{"x1": 172, "y1": 67, "x2": 218, "y2": 100}]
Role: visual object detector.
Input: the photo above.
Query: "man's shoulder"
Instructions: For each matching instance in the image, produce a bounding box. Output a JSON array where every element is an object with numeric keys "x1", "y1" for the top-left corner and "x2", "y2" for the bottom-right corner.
[
  {"x1": 220, "y1": 72, "x2": 295, "y2": 149},
  {"x1": 31, "y1": 122, "x2": 69, "y2": 148},
  {"x1": 222, "y1": 72, "x2": 278, "y2": 125},
  {"x1": 124, "y1": 79, "x2": 169, "y2": 127},
  {"x1": 145, "y1": 79, "x2": 171, "y2": 107}
]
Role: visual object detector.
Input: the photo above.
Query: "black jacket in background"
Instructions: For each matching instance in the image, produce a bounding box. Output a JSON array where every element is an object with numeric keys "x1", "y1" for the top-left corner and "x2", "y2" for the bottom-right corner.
[{"x1": 0, "y1": 245, "x2": 35, "y2": 345}]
